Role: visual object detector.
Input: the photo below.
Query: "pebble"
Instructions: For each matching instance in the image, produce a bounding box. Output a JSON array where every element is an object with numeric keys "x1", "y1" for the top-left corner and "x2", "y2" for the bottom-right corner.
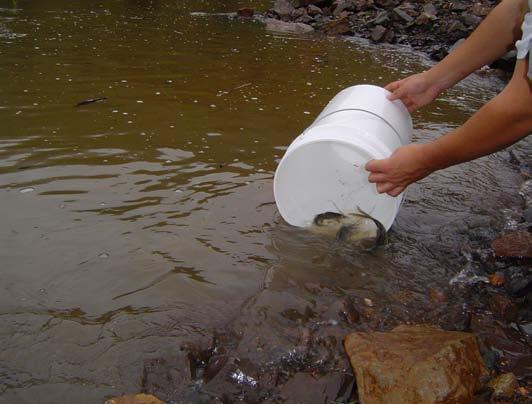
[
  {"x1": 363, "y1": 298, "x2": 374, "y2": 307},
  {"x1": 488, "y1": 273, "x2": 505, "y2": 287},
  {"x1": 488, "y1": 372, "x2": 518, "y2": 398}
]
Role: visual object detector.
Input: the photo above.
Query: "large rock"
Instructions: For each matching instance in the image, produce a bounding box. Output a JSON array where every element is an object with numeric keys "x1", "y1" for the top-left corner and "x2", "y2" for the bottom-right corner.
[
  {"x1": 344, "y1": 325, "x2": 488, "y2": 404},
  {"x1": 491, "y1": 231, "x2": 532, "y2": 258},
  {"x1": 333, "y1": 0, "x2": 356, "y2": 17},
  {"x1": 104, "y1": 394, "x2": 163, "y2": 404},
  {"x1": 393, "y1": 7, "x2": 414, "y2": 23},
  {"x1": 273, "y1": 0, "x2": 295, "y2": 19},
  {"x1": 265, "y1": 18, "x2": 315, "y2": 34}
]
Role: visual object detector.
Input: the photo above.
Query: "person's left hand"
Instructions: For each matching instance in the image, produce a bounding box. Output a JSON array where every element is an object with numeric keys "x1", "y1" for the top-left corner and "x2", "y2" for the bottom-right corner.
[{"x1": 365, "y1": 143, "x2": 435, "y2": 197}]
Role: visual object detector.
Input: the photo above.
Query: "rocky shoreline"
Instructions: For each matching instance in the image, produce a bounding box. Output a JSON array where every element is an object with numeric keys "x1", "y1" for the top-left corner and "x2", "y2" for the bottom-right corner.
[
  {"x1": 239, "y1": 0, "x2": 515, "y2": 70},
  {"x1": 267, "y1": 0, "x2": 497, "y2": 60}
]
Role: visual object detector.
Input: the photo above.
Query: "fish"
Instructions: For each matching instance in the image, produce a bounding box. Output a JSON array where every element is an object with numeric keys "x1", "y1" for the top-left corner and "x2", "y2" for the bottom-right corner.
[
  {"x1": 313, "y1": 211, "x2": 345, "y2": 226},
  {"x1": 311, "y1": 207, "x2": 388, "y2": 249},
  {"x1": 74, "y1": 97, "x2": 107, "y2": 107}
]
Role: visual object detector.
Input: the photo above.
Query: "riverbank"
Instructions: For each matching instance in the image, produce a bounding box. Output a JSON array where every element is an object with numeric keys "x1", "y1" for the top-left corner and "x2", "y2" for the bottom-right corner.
[{"x1": 256, "y1": 0, "x2": 514, "y2": 70}]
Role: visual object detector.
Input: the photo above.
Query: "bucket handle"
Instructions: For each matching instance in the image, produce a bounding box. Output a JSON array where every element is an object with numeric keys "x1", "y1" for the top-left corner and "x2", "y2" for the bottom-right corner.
[{"x1": 313, "y1": 108, "x2": 405, "y2": 146}]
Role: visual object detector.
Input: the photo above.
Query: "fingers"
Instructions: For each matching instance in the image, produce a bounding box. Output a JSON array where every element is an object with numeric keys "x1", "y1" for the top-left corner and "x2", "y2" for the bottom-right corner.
[
  {"x1": 387, "y1": 186, "x2": 405, "y2": 197},
  {"x1": 384, "y1": 80, "x2": 402, "y2": 93},
  {"x1": 375, "y1": 182, "x2": 406, "y2": 196},
  {"x1": 387, "y1": 83, "x2": 408, "y2": 102},
  {"x1": 365, "y1": 158, "x2": 388, "y2": 173},
  {"x1": 375, "y1": 182, "x2": 396, "y2": 194},
  {"x1": 367, "y1": 172, "x2": 388, "y2": 183}
]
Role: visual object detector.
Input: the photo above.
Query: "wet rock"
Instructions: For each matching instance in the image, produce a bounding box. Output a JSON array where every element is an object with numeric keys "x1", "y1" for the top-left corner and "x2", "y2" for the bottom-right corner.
[
  {"x1": 344, "y1": 325, "x2": 488, "y2": 404},
  {"x1": 429, "y1": 288, "x2": 447, "y2": 303},
  {"x1": 273, "y1": 0, "x2": 296, "y2": 20},
  {"x1": 294, "y1": 9, "x2": 314, "y2": 24},
  {"x1": 523, "y1": 207, "x2": 532, "y2": 223},
  {"x1": 265, "y1": 18, "x2": 315, "y2": 34},
  {"x1": 393, "y1": 7, "x2": 414, "y2": 23},
  {"x1": 461, "y1": 12, "x2": 482, "y2": 28},
  {"x1": 141, "y1": 354, "x2": 192, "y2": 400},
  {"x1": 488, "y1": 293, "x2": 518, "y2": 322},
  {"x1": 322, "y1": 15, "x2": 352, "y2": 35},
  {"x1": 333, "y1": 0, "x2": 356, "y2": 17},
  {"x1": 204, "y1": 354, "x2": 230, "y2": 383},
  {"x1": 340, "y1": 296, "x2": 360, "y2": 324},
  {"x1": 471, "y1": 2, "x2": 491, "y2": 17},
  {"x1": 371, "y1": 25, "x2": 387, "y2": 42},
  {"x1": 451, "y1": 2, "x2": 468, "y2": 12},
  {"x1": 303, "y1": 282, "x2": 322, "y2": 294},
  {"x1": 279, "y1": 372, "x2": 354, "y2": 403},
  {"x1": 307, "y1": 4, "x2": 323, "y2": 15},
  {"x1": 519, "y1": 180, "x2": 532, "y2": 207},
  {"x1": 423, "y1": 3, "x2": 437, "y2": 17},
  {"x1": 291, "y1": 7, "x2": 306, "y2": 19},
  {"x1": 488, "y1": 372, "x2": 519, "y2": 398},
  {"x1": 299, "y1": 0, "x2": 332, "y2": 6},
  {"x1": 438, "y1": 305, "x2": 472, "y2": 332},
  {"x1": 447, "y1": 19, "x2": 467, "y2": 34},
  {"x1": 491, "y1": 231, "x2": 532, "y2": 259},
  {"x1": 482, "y1": 349, "x2": 499, "y2": 371},
  {"x1": 503, "y1": 266, "x2": 532, "y2": 296},
  {"x1": 104, "y1": 394, "x2": 163, "y2": 404},
  {"x1": 373, "y1": 10, "x2": 390, "y2": 25},
  {"x1": 383, "y1": 28, "x2": 395, "y2": 43},
  {"x1": 375, "y1": 0, "x2": 398, "y2": 7},
  {"x1": 281, "y1": 305, "x2": 317, "y2": 323},
  {"x1": 237, "y1": 8, "x2": 254, "y2": 18},
  {"x1": 415, "y1": 12, "x2": 436, "y2": 25}
]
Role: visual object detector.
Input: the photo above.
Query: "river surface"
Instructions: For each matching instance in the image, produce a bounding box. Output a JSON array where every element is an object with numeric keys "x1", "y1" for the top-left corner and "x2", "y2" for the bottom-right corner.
[{"x1": 0, "y1": 1, "x2": 529, "y2": 403}]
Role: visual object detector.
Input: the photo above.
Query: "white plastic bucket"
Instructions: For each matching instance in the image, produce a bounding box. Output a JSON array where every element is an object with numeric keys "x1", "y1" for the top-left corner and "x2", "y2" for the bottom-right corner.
[{"x1": 273, "y1": 84, "x2": 412, "y2": 230}]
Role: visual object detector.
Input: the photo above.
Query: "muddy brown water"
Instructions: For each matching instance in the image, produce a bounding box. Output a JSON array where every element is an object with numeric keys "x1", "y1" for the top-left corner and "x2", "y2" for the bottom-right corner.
[{"x1": 0, "y1": 0, "x2": 530, "y2": 403}]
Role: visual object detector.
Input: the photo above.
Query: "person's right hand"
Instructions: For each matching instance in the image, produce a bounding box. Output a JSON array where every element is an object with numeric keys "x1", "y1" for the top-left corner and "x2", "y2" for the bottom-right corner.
[{"x1": 385, "y1": 72, "x2": 443, "y2": 113}]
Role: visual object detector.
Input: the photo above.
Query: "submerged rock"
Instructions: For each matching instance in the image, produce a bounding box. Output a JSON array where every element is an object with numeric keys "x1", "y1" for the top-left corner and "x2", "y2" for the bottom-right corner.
[
  {"x1": 279, "y1": 372, "x2": 354, "y2": 403},
  {"x1": 491, "y1": 231, "x2": 532, "y2": 259},
  {"x1": 104, "y1": 394, "x2": 163, "y2": 404},
  {"x1": 237, "y1": 8, "x2": 254, "y2": 18},
  {"x1": 344, "y1": 325, "x2": 488, "y2": 403},
  {"x1": 265, "y1": 18, "x2": 315, "y2": 34}
]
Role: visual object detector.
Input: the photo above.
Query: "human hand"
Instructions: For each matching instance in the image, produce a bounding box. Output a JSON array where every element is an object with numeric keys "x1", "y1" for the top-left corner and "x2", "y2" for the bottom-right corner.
[
  {"x1": 385, "y1": 72, "x2": 444, "y2": 113},
  {"x1": 365, "y1": 144, "x2": 436, "y2": 197}
]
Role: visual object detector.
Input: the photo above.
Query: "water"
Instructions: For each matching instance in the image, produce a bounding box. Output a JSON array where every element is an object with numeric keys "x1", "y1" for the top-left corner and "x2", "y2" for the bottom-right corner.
[{"x1": 0, "y1": 1, "x2": 529, "y2": 402}]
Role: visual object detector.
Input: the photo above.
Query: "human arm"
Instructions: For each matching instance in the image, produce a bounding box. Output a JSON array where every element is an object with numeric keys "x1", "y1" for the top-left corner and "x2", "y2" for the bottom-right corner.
[
  {"x1": 386, "y1": 0, "x2": 528, "y2": 112},
  {"x1": 366, "y1": 58, "x2": 532, "y2": 197}
]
